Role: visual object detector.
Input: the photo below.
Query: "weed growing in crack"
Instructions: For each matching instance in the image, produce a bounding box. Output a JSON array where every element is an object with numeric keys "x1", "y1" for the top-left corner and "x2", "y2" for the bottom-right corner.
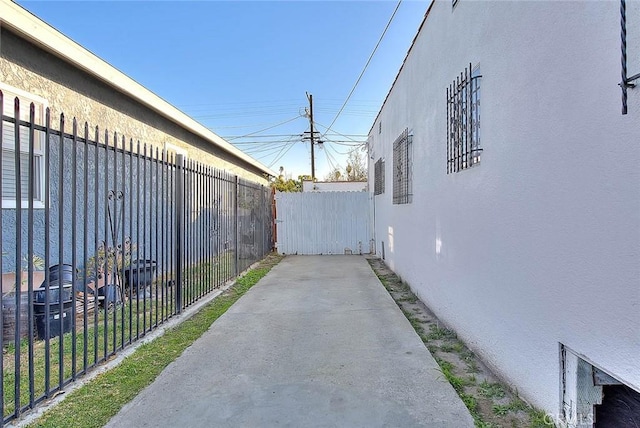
[
  {"x1": 492, "y1": 397, "x2": 529, "y2": 416},
  {"x1": 397, "y1": 294, "x2": 418, "y2": 303},
  {"x1": 492, "y1": 404, "x2": 511, "y2": 416},
  {"x1": 443, "y1": 343, "x2": 464, "y2": 353},
  {"x1": 460, "y1": 392, "x2": 478, "y2": 413},
  {"x1": 439, "y1": 344, "x2": 455, "y2": 353},
  {"x1": 475, "y1": 420, "x2": 500, "y2": 428},
  {"x1": 465, "y1": 359, "x2": 480, "y2": 374},
  {"x1": 529, "y1": 408, "x2": 552, "y2": 428},
  {"x1": 478, "y1": 380, "x2": 506, "y2": 399},
  {"x1": 426, "y1": 324, "x2": 456, "y2": 340},
  {"x1": 435, "y1": 358, "x2": 470, "y2": 393}
]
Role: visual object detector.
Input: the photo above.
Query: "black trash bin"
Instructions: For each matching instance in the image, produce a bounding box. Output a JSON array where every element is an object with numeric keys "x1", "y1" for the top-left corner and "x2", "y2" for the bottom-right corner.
[
  {"x1": 96, "y1": 284, "x2": 121, "y2": 308},
  {"x1": 33, "y1": 283, "x2": 73, "y2": 340},
  {"x1": 124, "y1": 260, "x2": 157, "y2": 296},
  {"x1": 48, "y1": 264, "x2": 74, "y2": 284}
]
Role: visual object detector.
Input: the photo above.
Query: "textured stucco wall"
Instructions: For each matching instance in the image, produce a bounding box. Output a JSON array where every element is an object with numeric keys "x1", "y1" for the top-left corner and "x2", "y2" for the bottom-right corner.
[
  {"x1": 0, "y1": 28, "x2": 268, "y2": 185},
  {"x1": 0, "y1": 134, "x2": 239, "y2": 275},
  {"x1": 369, "y1": 0, "x2": 640, "y2": 416},
  {"x1": 0, "y1": 26, "x2": 272, "y2": 275}
]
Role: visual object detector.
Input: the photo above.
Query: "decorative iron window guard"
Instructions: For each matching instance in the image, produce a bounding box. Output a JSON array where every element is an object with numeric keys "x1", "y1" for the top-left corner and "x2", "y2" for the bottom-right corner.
[
  {"x1": 392, "y1": 128, "x2": 412, "y2": 205},
  {"x1": 621, "y1": 0, "x2": 639, "y2": 115},
  {"x1": 447, "y1": 63, "x2": 482, "y2": 173},
  {"x1": 374, "y1": 158, "x2": 385, "y2": 195}
]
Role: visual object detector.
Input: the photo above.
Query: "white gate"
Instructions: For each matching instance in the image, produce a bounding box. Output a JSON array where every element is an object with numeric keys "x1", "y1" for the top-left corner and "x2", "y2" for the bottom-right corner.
[{"x1": 275, "y1": 191, "x2": 372, "y2": 255}]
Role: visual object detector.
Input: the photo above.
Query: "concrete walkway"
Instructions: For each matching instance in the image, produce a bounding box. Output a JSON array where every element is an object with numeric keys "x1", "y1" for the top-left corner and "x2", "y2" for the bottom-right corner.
[{"x1": 106, "y1": 255, "x2": 474, "y2": 427}]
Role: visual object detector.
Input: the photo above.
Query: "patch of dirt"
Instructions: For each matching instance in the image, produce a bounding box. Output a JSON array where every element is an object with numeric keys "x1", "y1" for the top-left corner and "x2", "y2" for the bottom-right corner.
[{"x1": 365, "y1": 256, "x2": 550, "y2": 428}]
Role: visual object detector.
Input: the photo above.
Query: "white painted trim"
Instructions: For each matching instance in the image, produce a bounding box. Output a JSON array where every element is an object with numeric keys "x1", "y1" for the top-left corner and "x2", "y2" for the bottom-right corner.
[
  {"x1": 0, "y1": 83, "x2": 48, "y2": 108},
  {"x1": 0, "y1": 0, "x2": 275, "y2": 178},
  {"x1": 2, "y1": 200, "x2": 45, "y2": 209},
  {"x1": 164, "y1": 142, "x2": 188, "y2": 157},
  {"x1": 0, "y1": 82, "x2": 47, "y2": 209}
]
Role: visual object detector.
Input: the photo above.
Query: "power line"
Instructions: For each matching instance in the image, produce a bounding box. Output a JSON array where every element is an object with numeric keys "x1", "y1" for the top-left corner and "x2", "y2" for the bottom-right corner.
[
  {"x1": 177, "y1": 99, "x2": 302, "y2": 109},
  {"x1": 324, "y1": 139, "x2": 363, "y2": 155},
  {"x1": 269, "y1": 138, "x2": 298, "y2": 168},
  {"x1": 314, "y1": 121, "x2": 367, "y2": 145},
  {"x1": 209, "y1": 121, "x2": 298, "y2": 130},
  {"x1": 226, "y1": 116, "x2": 304, "y2": 141},
  {"x1": 322, "y1": 0, "x2": 402, "y2": 138},
  {"x1": 324, "y1": 143, "x2": 342, "y2": 170},
  {"x1": 193, "y1": 110, "x2": 299, "y2": 120},
  {"x1": 231, "y1": 138, "x2": 304, "y2": 146},
  {"x1": 223, "y1": 133, "x2": 367, "y2": 139},
  {"x1": 242, "y1": 142, "x2": 292, "y2": 155}
]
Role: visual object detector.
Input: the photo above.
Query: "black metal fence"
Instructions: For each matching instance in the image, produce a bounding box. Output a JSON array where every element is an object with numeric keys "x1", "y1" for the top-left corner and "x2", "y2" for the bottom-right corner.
[{"x1": 0, "y1": 92, "x2": 274, "y2": 424}]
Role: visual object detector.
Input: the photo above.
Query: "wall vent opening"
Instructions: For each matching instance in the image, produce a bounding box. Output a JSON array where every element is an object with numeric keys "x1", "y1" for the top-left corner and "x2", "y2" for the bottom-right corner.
[
  {"x1": 561, "y1": 344, "x2": 640, "y2": 427},
  {"x1": 595, "y1": 384, "x2": 640, "y2": 427}
]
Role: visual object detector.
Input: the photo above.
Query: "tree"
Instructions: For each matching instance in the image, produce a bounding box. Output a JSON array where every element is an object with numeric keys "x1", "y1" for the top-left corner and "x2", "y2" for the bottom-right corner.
[
  {"x1": 326, "y1": 168, "x2": 342, "y2": 182},
  {"x1": 270, "y1": 167, "x2": 303, "y2": 192},
  {"x1": 324, "y1": 147, "x2": 367, "y2": 182}
]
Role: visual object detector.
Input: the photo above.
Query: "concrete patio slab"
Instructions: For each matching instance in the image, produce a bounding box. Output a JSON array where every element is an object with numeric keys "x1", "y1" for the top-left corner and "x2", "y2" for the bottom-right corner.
[{"x1": 106, "y1": 255, "x2": 474, "y2": 427}]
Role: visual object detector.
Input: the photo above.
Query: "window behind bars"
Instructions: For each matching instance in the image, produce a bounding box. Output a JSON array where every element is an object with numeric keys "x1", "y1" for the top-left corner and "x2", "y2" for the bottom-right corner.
[
  {"x1": 447, "y1": 63, "x2": 481, "y2": 173},
  {"x1": 392, "y1": 128, "x2": 412, "y2": 204}
]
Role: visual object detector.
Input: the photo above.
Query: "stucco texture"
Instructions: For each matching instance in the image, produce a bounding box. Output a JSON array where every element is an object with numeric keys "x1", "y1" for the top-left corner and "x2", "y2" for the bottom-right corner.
[{"x1": 368, "y1": 0, "x2": 640, "y2": 417}]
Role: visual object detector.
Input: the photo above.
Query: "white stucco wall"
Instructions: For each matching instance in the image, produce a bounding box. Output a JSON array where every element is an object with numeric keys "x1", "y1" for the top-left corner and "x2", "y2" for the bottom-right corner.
[{"x1": 369, "y1": 0, "x2": 640, "y2": 416}]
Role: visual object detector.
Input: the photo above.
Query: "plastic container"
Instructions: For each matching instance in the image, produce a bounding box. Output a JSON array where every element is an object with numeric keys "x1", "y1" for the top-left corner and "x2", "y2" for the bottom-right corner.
[
  {"x1": 97, "y1": 284, "x2": 121, "y2": 307},
  {"x1": 33, "y1": 276, "x2": 74, "y2": 340},
  {"x1": 33, "y1": 284, "x2": 73, "y2": 309},
  {"x1": 2, "y1": 292, "x2": 30, "y2": 342},
  {"x1": 124, "y1": 260, "x2": 157, "y2": 294},
  {"x1": 35, "y1": 306, "x2": 72, "y2": 340}
]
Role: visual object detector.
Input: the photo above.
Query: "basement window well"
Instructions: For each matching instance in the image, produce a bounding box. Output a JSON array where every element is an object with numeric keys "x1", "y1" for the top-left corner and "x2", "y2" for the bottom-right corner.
[{"x1": 560, "y1": 345, "x2": 640, "y2": 427}]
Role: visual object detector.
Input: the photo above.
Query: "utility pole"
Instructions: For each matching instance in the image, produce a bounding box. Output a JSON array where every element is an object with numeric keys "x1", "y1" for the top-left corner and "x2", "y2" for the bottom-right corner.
[{"x1": 306, "y1": 92, "x2": 315, "y2": 180}]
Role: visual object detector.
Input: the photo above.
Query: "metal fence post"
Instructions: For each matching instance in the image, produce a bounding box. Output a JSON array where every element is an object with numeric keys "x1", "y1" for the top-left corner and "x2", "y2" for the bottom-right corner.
[
  {"x1": 234, "y1": 176, "x2": 239, "y2": 277},
  {"x1": 175, "y1": 154, "x2": 185, "y2": 314}
]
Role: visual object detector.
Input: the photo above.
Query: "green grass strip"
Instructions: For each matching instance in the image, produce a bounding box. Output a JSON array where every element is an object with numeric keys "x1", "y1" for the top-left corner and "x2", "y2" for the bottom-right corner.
[{"x1": 28, "y1": 253, "x2": 283, "y2": 428}]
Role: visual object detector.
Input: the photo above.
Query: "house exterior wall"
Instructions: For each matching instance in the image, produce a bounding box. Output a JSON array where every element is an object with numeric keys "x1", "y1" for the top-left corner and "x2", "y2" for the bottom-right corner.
[
  {"x1": 368, "y1": 0, "x2": 640, "y2": 416},
  {"x1": 0, "y1": 28, "x2": 268, "y2": 185}
]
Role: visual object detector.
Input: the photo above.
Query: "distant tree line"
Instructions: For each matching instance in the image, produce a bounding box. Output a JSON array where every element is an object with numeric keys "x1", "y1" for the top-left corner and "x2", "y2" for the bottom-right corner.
[
  {"x1": 271, "y1": 147, "x2": 367, "y2": 192},
  {"x1": 323, "y1": 147, "x2": 367, "y2": 182}
]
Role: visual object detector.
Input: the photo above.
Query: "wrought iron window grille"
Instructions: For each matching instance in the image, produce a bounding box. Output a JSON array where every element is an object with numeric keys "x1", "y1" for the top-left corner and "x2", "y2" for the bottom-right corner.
[
  {"x1": 621, "y1": 0, "x2": 639, "y2": 114},
  {"x1": 447, "y1": 63, "x2": 482, "y2": 174},
  {"x1": 374, "y1": 158, "x2": 385, "y2": 195},
  {"x1": 392, "y1": 128, "x2": 412, "y2": 204}
]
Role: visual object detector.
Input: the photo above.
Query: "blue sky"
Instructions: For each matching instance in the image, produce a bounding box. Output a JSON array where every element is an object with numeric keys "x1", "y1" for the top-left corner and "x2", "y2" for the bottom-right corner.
[{"x1": 17, "y1": 0, "x2": 429, "y2": 179}]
